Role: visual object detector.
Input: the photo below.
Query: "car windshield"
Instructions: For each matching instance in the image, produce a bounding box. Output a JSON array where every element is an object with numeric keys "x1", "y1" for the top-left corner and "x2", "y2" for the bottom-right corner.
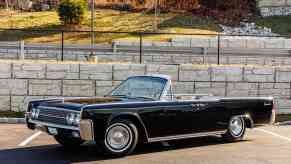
[{"x1": 109, "y1": 76, "x2": 168, "y2": 100}]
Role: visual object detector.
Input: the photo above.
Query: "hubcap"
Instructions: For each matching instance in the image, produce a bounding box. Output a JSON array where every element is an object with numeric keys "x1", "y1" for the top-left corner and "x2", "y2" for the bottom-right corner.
[
  {"x1": 229, "y1": 117, "x2": 243, "y2": 136},
  {"x1": 106, "y1": 125, "x2": 131, "y2": 150}
]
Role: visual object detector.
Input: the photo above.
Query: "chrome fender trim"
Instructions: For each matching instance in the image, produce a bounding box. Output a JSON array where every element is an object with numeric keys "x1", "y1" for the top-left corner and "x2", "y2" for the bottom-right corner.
[{"x1": 148, "y1": 130, "x2": 227, "y2": 143}]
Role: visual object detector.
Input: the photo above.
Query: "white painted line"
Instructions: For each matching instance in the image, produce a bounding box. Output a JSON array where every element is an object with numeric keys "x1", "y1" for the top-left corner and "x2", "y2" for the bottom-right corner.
[
  {"x1": 256, "y1": 128, "x2": 291, "y2": 142},
  {"x1": 18, "y1": 131, "x2": 42, "y2": 147}
]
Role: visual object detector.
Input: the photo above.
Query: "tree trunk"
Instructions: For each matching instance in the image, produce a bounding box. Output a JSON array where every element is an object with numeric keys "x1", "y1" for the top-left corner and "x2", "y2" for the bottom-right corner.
[{"x1": 5, "y1": 0, "x2": 9, "y2": 10}]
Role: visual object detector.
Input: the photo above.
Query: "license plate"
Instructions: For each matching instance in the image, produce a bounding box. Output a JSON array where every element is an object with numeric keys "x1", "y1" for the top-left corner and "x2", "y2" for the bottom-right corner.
[{"x1": 48, "y1": 127, "x2": 58, "y2": 135}]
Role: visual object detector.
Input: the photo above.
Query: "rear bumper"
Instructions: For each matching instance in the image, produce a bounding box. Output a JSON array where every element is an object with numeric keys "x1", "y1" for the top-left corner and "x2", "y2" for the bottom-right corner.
[
  {"x1": 27, "y1": 119, "x2": 94, "y2": 141},
  {"x1": 270, "y1": 110, "x2": 276, "y2": 125}
]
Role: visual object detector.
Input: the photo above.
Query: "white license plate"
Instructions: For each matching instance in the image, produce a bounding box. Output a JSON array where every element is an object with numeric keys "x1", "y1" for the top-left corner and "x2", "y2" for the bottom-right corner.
[{"x1": 48, "y1": 127, "x2": 58, "y2": 135}]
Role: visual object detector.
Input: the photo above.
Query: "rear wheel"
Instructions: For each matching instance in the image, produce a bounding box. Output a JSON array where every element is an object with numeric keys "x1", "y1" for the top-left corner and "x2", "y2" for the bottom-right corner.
[
  {"x1": 222, "y1": 116, "x2": 246, "y2": 142},
  {"x1": 54, "y1": 135, "x2": 84, "y2": 148},
  {"x1": 101, "y1": 119, "x2": 138, "y2": 157}
]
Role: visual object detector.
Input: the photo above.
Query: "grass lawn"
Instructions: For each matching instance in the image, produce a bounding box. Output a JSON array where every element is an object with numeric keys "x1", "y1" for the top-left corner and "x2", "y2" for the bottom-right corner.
[
  {"x1": 255, "y1": 16, "x2": 291, "y2": 36},
  {"x1": 0, "y1": 111, "x2": 24, "y2": 118},
  {"x1": 0, "y1": 9, "x2": 220, "y2": 44}
]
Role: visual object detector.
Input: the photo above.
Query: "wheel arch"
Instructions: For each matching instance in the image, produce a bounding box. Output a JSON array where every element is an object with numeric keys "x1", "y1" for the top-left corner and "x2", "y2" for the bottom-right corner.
[
  {"x1": 236, "y1": 113, "x2": 254, "y2": 129},
  {"x1": 107, "y1": 113, "x2": 149, "y2": 143}
]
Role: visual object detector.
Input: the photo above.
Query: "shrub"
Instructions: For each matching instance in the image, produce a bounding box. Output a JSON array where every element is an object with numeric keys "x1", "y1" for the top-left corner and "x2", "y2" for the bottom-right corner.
[{"x1": 57, "y1": 0, "x2": 87, "y2": 25}]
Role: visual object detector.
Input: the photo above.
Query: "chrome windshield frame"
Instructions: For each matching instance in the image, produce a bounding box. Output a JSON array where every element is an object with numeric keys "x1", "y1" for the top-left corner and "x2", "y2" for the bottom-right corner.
[{"x1": 108, "y1": 75, "x2": 171, "y2": 101}]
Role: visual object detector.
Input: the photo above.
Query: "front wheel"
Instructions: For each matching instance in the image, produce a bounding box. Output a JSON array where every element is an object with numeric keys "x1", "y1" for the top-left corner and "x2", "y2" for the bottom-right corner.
[
  {"x1": 54, "y1": 135, "x2": 84, "y2": 148},
  {"x1": 101, "y1": 119, "x2": 138, "y2": 157},
  {"x1": 222, "y1": 116, "x2": 246, "y2": 142}
]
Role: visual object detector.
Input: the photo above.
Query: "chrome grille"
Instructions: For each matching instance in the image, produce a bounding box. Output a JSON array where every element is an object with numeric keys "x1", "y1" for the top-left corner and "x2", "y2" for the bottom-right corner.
[{"x1": 32, "y1": 106, "x2": 79, "y2": 126}]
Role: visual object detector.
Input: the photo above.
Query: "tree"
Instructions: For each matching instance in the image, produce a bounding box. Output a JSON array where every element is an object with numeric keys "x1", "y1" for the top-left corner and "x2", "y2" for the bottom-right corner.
[{"x1": 57, "y1": 0, "x2": 87, "y2": 25}]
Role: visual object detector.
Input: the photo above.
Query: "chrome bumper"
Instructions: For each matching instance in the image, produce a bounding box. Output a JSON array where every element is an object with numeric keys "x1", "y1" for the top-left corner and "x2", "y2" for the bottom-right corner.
[
  {"x1": 79, "y1": 119, "x2": 94, "y2": 141},
  {"x1": 28, "y1": 119, "x2": 94, "y2": 141}
]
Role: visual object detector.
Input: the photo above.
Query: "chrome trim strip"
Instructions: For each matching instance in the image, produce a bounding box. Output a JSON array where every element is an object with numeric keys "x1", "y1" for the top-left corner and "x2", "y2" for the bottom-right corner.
[
  {"x1": 29, "y1": 120, "x2": 79, "y2": 131},
  {"x1": 221, "y1": 97, "x2": 273, "y2": 100},
  {"x1": 148, "y1": 130, "x2": 227, "y2": 143},
  {"x1": 38, "y1": 114, "x2": 65, "y2": 119},
  {"x1": 37, "y1": 106, "x2": 81, "y2": 113}
]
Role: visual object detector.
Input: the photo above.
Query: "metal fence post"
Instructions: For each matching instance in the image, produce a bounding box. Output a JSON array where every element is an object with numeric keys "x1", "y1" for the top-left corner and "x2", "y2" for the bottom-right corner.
[
  {"x1": 139, "y1": 33, "x2": 143, "y2": 64},
  {"x1": 217, "y1": 34, "x2": 220, "y2": 65},
  {"x1": 19, "y1": 40, "x2": 25, "y2": 60},
  {"x1": 61, "y1": 31, "x2": 64, "y2": 61}
]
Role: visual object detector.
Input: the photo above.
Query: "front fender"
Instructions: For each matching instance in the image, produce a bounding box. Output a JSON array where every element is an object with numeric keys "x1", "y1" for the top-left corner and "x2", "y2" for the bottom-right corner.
[{"x1": 107, "y1": 112, "x2": 149, "y2": 142}]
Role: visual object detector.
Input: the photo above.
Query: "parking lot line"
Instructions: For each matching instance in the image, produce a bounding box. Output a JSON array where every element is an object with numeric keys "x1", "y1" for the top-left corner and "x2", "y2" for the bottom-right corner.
[
  {"x1": 256, "y1": 128, "x2": 291, "y2": 142},
  {"x1": 18, "y1": 131, "x2": 42, "y2": 147}
]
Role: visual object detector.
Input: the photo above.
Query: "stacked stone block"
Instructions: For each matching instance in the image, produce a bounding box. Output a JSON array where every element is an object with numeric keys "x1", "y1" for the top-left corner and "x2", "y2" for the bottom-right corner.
[{"x1": 0, "y1": 63, "x2": 291, "y2": 113}]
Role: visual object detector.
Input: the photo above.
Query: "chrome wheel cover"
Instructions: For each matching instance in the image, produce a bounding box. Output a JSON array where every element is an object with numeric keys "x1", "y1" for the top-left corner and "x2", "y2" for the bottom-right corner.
[
  {"x1": 105, "y1": 123, "x2": 133, "y2": 153},
  {"x1": 229, "y1": 117, "x2": 244, "y2": 136}
]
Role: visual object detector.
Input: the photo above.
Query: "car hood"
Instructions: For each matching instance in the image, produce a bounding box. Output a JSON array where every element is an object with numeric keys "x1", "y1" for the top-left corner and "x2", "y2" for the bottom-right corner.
[{"x1": 36, "y1": 97, "x2": 145, "y2": 112}]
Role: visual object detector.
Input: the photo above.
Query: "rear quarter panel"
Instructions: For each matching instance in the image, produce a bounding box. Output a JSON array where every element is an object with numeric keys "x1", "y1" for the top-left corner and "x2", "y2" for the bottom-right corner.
[{"x1": 221, "y1": 98, "x2": 274, "y2": 125}]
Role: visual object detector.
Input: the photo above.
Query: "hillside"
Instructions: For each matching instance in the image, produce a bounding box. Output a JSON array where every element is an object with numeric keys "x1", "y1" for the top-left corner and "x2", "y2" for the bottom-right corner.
[
  {"x1": 0, "y1": 9, "x2": 219, "y2": 44},
  {"x1": 0, "y1": 9, "x2": 290, "y2": 44}
]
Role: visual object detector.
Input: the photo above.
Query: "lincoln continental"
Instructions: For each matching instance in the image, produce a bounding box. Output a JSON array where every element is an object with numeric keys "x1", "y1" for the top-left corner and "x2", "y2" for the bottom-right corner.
[{"x1": 25, "y1": 75, "x2": 275, "y2": 157}]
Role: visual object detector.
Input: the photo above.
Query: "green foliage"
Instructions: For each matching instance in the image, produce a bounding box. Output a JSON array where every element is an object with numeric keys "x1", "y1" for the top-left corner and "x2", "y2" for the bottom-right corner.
[
  {"x1": 57, "y1": 0, "x2": 87, "y2": 25},
  {"x1": 255, "y1": 16, "x2": 291, "y2": 36},
  {"x1": 0, "y1": 111, "x2": 24, "y2": 118}
]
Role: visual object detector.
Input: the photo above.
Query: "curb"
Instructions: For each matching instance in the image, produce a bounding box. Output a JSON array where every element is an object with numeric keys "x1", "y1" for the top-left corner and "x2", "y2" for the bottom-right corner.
[
  {"x1": 276, "y1": 121, "x2": 291, "y2": 126},
  {"x1": 0, "y1": 118, "x2": 25, "y2": 124}
]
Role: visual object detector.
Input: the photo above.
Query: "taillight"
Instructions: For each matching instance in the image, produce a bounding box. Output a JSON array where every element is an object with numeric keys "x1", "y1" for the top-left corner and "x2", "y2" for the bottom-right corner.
[{"x1": 270, "y1": 99, "x2": 276, "y2": 124}]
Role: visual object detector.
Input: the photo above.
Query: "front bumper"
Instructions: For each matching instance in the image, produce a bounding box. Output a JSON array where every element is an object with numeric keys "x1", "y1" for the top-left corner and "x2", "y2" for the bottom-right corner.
[{"x1": 27, "y1": 119, "x2": 94, "y2": 141}]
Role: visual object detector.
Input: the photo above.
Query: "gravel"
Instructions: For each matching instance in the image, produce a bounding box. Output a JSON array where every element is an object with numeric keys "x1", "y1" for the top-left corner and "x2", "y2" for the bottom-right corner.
[{"x1": 220, "y1": 22, "x2": 279, "y2": 36}]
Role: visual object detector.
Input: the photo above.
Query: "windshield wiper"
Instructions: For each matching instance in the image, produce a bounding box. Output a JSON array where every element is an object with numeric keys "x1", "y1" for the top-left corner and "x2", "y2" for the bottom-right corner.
[
  {"x1": 130, "y1": 96, "x2": 155, "y2": 101},
  {"x1": 109, "y1": 95, "x2": 155, "y2": 101}
]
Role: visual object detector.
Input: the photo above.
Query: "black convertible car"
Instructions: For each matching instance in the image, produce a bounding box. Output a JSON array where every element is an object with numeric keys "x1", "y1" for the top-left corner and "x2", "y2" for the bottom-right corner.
[{"x1": 26, "y1": 75, "x2": 275, "y2": 157}]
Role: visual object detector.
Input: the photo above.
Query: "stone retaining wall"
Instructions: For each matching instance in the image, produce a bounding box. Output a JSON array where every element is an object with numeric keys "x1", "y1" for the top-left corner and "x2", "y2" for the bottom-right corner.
[{"x1": 1, "y1": 62, "x2": 291, "y2": 114}]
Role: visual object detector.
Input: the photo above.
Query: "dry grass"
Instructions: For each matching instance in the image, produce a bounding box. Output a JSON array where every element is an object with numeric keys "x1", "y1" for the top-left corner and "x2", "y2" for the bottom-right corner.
[{"x1": 0, "y1": 9, "x2": 220, "y2": 44}]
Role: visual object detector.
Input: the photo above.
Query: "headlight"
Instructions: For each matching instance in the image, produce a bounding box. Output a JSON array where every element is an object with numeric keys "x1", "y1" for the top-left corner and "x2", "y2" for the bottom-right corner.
[
  {"x1": 74, "y1": 114, "x2": 81, "y2": 125},
  {"x1": 66, "y1": 113, "x2": 81, "y2": 126},
  {"x1": 66, "y1": 113, "x2": 75, "y2": 125}
]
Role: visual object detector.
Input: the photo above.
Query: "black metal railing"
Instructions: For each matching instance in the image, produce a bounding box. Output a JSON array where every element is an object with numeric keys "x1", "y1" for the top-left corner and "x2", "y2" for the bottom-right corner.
[{"x1": 0, "y1": 28, "x2": 289, "y2": 64}]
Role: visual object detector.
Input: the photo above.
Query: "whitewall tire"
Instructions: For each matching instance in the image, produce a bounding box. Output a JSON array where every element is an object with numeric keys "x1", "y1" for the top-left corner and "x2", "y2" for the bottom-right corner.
[
  {"x1": 102, "y1": 119, "x2": 138, "y2": 157},
  {"x1": 222, "y1": 116, "x2": 246, "y2": 142}
]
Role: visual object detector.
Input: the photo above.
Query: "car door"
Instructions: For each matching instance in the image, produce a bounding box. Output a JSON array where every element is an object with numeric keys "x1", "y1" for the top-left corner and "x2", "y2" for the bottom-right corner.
[
  {"x1": 182, "y1": 99, "x2": 231, "y2": 133},
  {"x1": 140, "y1": 99, "x2": 230, "y2": 139},
  {"x1": 139, "y1": 101, "x2": 185, "y2": 138}
]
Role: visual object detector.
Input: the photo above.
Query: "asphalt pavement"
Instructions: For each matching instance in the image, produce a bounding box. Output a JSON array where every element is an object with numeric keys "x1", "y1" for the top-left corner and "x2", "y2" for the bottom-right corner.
[{"x1": 0, "y1": 124, "x2": 291, "y2": 164}]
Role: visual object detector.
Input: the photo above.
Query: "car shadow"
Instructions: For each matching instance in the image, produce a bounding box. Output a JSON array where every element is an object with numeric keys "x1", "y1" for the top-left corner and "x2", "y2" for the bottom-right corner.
[{"x1": 0, "y1": 136, "x2": 251, "y2": 164}]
